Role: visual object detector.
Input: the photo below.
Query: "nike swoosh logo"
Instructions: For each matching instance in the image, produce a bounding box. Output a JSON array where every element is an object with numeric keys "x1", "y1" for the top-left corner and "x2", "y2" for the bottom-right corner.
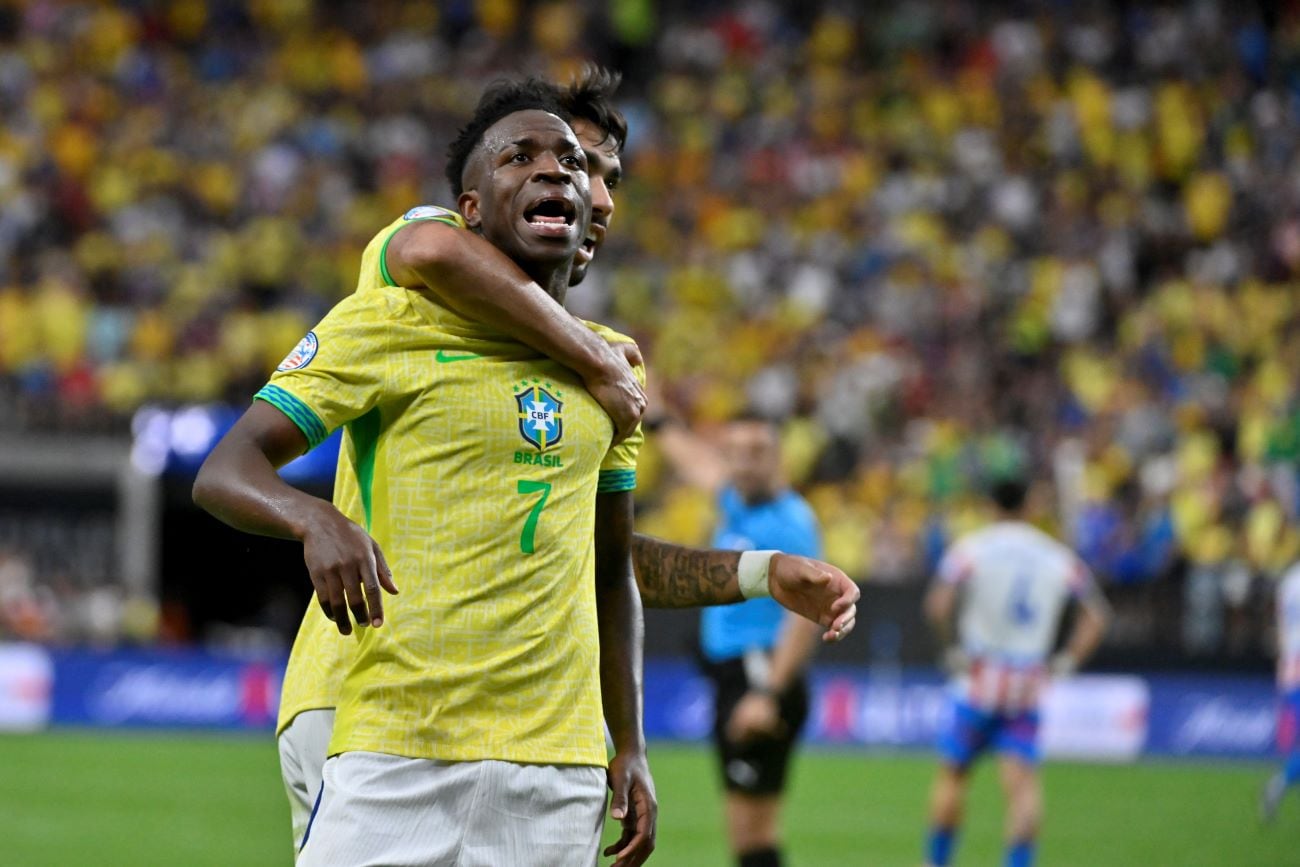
[{"x1": 435, "y1": 350, "x2": 481, "y2": 363}]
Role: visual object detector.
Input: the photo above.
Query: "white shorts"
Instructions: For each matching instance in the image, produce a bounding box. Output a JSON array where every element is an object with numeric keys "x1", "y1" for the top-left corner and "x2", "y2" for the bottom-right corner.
[
  {"x1": 277, "y1": 708, "x2": 336, "y2": 855},
  {"x1": 297, "y1": 751, "x2": 607, "y2": 867}
]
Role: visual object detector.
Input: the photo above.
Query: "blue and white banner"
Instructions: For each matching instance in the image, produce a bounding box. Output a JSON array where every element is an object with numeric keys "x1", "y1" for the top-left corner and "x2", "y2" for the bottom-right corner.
[
  {"x1": 1144, "y1": 674, "x2": 1278, "y2": 759},
  {"x1": 643, "y1": 663, "x2": 1271, "y2": 761},
  {"x1": 46, "y1": 647, "x2": 281, "y2": 730},
  {"x1": 0, "y1": 644, "x2": 1280, "y2": 760},
  {"x1": 0, "y1": 643, "x2": 52, "y2": 732},
  {"x1": 1040, "y1": 675, "x2": 1148, "y2": 761}
]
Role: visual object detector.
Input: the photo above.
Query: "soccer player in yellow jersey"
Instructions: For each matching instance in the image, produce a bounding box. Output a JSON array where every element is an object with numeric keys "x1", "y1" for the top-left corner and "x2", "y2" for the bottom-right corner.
[
  {"x1": 196, "y1": 84, "x2": 656, "y2": 866},
  {"x1": 264, "y1": 67, "x2": 860, "y2": 861},
  {"x1": 198, "y1": 71, "x2": 859, "y2": 865}
]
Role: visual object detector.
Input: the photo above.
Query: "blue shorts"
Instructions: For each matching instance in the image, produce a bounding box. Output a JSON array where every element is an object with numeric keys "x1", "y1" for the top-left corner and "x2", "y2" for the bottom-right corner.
[
  {"x1": 1278, "y1": 688, "x2": 1300, "y2": 754},
  {"x1": 938, "y1": 698, "x2": 1040, "y2": 769}
]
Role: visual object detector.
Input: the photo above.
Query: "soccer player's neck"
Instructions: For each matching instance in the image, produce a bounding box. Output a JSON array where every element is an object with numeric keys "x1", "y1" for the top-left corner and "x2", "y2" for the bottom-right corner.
[
  {"x1": 515, "y1": 250, "x2": 571, "y2": 305},
  {"x1": 537, "y1": 266, "x2": 570, "y2": 305},
  {"x1": 466, "y1": 226, "x2": 573, "y2": 305}
]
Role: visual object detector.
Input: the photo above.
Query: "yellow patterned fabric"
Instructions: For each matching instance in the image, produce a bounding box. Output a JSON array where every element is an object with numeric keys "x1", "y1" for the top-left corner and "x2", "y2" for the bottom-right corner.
[{"x1": 263, "y1": 210, "x2": 642, "y2": 766}]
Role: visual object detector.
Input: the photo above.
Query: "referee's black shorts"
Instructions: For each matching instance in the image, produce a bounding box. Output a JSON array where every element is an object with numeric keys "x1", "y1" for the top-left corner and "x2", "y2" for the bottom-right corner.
[{"x1": 701, "y1": 654, "x2": 809, "y2": 796}]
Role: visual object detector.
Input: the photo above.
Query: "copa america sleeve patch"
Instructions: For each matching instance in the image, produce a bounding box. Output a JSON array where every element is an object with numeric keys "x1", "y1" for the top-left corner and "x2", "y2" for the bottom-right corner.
[
  {"x1": 276, "y1": 331, "x2": 319, "y2": 371},
  {"x1": 403, "y1": 205, "x2": 459, "y2": 222}
]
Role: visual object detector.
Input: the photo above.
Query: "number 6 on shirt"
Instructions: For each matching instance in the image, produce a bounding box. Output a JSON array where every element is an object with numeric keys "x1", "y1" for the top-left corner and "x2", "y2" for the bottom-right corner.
[{"x1": 517, "y1": 479, "x2": 552, "y2": 554}]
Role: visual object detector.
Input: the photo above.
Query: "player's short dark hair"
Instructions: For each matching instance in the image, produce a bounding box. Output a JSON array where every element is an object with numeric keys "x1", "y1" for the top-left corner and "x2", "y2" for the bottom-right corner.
[
  {"x1": 990, "y1": 476, "x2": 1030, "y2": 512},
  {"x1": 445, "y1": 78, "x2": 570, "y2": 198},
  {"x1": 558, "y1": 65, "x2": 627, "y2": 153}
]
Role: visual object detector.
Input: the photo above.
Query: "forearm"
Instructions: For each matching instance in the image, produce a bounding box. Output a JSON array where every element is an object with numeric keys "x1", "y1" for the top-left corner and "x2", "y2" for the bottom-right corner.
[
  {"x1": 395, "y1": 226, "x2": 615, "y2": 378},
  {"x1": 924, "y1": 585, "x2": 956, "y2": 645},
  {"x1": 1063, "y1": 604, "x2": 1109, "y2": 666},
  {"x1": 766, "y1": 614, "x2": 821, "y2": 693},
  {"x1": 1279, "y1": 609, "x2": 1287, "y2": 682},
  {"x1": 193, "y1": 434, "x2": 324, "y2": 542},
  {"x1": 596, "y1": 493, "x2": 646, "y2": 753},
  {"x1": 597, "y1": 568, "x2": 646, "y2": 752},
  {"x1": 631, "y1": 534, "x2": 741, "y2": 608}
]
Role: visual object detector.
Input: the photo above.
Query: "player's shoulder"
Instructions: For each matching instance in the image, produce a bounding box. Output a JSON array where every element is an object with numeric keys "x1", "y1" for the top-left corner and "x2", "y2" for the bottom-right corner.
[
  {"x1": 582, "y1": 319, "x2": 635, "y2": 347},
  {"x1": 361, "y1": 205, "x2": 467, "y2": 278},
  {"x1": 1023, "y1": 522, "x2": 1080, "y2": 561},
  {"x1": 992, "y1": 520, "x2": 1063, "y2": 547},
  {"x1": 957, "y1": 521, "x2": 1053, "y2": 559},
  {"x1": 293, "y1": 282, "x2": 425, "y2": 367},
  {"x1": 1000, "y1": 522, "x2": 1087, "y2": 581},
  {"x1": 955, "y1": 522, "x2": 1004, "y2": 550},
  {"x1": 380, "y1": 205, "x2": 469, "y2": 252},
  {"x1": 399, "y1": 204, "x2": 465, "y2": 227},
  {"x1": 581, "y1": 319, "x2": 646, "y2": 381},
  {"x1": 940, "y1": 530, "x2": 978, "y2": 569},
  {"x1": 325, "y1": 281, "x2": 410, "y2": 324},
  {"x1": 376, "y1": 204, "x2": 466, "y2": 238}
]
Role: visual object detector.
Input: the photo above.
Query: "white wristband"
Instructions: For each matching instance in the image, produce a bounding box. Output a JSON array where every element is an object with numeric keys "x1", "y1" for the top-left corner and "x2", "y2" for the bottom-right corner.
[{"x1": 737, "y1": 550, "x2": 779, "y2": 600}]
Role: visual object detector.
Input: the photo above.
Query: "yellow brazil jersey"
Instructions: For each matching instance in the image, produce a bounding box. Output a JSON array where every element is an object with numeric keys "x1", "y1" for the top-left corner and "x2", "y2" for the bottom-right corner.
[
  {"x1": 261, "y1": 208, "x2": 643, "y2": 766},
  {"x1": 276, "y1": 205, "x2": 466, "y2": 735}
]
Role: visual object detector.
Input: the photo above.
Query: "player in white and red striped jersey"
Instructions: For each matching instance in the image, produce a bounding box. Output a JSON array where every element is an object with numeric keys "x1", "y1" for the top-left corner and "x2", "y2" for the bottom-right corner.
[
  {"x1": 921, "y1": 476, "x2": 1110, "y2": 867},
  {"x1": 1261, "y1": 561, "x2": 1300, "y2": 822}
]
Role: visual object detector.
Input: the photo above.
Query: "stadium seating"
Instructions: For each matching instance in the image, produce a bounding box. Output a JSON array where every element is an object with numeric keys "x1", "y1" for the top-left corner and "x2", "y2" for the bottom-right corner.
[{"x1": 0, "y1": 2, "x2": 1296, "y2": 658}]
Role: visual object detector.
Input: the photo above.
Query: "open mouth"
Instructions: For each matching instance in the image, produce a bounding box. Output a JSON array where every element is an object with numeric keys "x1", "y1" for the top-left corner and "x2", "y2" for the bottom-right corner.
[
  {"x1": 576, "y1": 222, "x2": 606, "y2": 265},
  {"x1": 523, "y1": 197, "x2": 577, "y2": 237}
]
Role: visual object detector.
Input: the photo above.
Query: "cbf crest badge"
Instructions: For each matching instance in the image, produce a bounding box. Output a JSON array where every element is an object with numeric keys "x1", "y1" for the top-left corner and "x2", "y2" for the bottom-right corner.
[{"x1": 515, "y1": 380, "x2": 564, "y2": 451}]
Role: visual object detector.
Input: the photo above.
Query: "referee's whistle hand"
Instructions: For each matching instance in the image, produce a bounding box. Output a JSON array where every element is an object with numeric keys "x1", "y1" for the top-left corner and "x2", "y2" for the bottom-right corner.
[{"x1": 300, "y1": 503, "x2": 399, "y2": 634}]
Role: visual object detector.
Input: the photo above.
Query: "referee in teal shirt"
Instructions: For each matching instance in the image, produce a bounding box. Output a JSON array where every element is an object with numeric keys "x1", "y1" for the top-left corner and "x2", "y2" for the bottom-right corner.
[{"x1": 698, "y1": 413, "x2": 824, "y2": 867}]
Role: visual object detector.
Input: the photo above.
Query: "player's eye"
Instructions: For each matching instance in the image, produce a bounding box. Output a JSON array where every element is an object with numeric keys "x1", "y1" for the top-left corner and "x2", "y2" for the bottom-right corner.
[
  {"x1": 510, "y1": 153, "x2": 529, "y2": 164},
  {"x1": 606, "y1": 176, "x2": 621, "y2": 191},
  {"x1": 562, "y1": 154, "x2": 582, "y2": 167}
]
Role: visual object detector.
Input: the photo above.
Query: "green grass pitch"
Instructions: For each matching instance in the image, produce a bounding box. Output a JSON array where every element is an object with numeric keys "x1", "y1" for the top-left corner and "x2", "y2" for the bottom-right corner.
[{"x1": 0, "y1": 732, "x2": 1293, "y2": 866}]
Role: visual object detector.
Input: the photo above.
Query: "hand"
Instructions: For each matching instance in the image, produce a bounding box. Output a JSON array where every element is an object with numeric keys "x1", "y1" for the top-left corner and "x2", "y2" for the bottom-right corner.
[
  {"x1": 613, "y1": 340, "x2": 644, "y2": 369},
  {"x1": 299, "y1": 502, "x2": 399, "y2": 635},
  {"x1": 1049, "y1": 651, "x2": 1077, "y2": 678},
  {"x1": 587, "y1": 341, "x2": 647, "y2": 446},
  {"x1": 725, "y1": 690, "x2": 784, "y2": 743},
  {"x1": 603, "y1": 749, "x2": 657, "y2": 867},
  {"x1": 768, "y1": 553, "x2": 859, "y2": 643},
  {"x1": 942, "y1": 646, "x2": 969, "y2": 677}
]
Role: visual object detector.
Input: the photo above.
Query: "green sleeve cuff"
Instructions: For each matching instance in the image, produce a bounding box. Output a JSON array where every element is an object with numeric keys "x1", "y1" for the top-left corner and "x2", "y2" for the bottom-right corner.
[
  {"x1": 597, "y1": 469, "x2": 637, "y2": 493},
  {"x1": 379, "y1": 216, "x2": 465, "y2": 287},
  {"x1": 254, "y1": 384, "x2": 329, "y2": 450}
]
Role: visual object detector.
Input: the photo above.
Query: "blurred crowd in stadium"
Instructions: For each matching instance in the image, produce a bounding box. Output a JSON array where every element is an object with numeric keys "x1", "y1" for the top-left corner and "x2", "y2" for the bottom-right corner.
[{"x1": 1, "y1": 0, "x2": 1299, "y2": 657}]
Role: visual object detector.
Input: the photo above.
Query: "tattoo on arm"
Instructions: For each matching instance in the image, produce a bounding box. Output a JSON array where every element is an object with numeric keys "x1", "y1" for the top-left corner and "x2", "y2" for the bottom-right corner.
[{"x1": 631, "y1": 533, "x2": 741, "y2": 608}]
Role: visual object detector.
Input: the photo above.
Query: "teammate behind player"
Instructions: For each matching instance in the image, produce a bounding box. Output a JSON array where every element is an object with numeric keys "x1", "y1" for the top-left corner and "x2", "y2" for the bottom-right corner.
[
  {"x1": 922, "y1": 476, "x2": 1110, "y2": 867},
  {"x1": 380, "y1": 67, "x2": 645, "y2": 448},
  {"x1": 1261, "y1": 561, "x2": 1300, "y2": 822},
  {"x1": 196, "y1": 84, "x2": 656, "y2": 865}
]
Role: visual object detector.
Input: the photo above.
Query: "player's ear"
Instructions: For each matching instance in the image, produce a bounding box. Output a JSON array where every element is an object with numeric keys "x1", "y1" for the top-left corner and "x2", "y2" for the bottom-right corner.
[{"x1": 458, "y1": 190, "x2": 481, "y2": 229}]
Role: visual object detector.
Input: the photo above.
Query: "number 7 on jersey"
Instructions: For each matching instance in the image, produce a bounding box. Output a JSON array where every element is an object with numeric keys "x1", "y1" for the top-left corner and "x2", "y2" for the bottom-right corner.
[{"x1": 516, "y1": 479, "x2": 552, "y2": 554}]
